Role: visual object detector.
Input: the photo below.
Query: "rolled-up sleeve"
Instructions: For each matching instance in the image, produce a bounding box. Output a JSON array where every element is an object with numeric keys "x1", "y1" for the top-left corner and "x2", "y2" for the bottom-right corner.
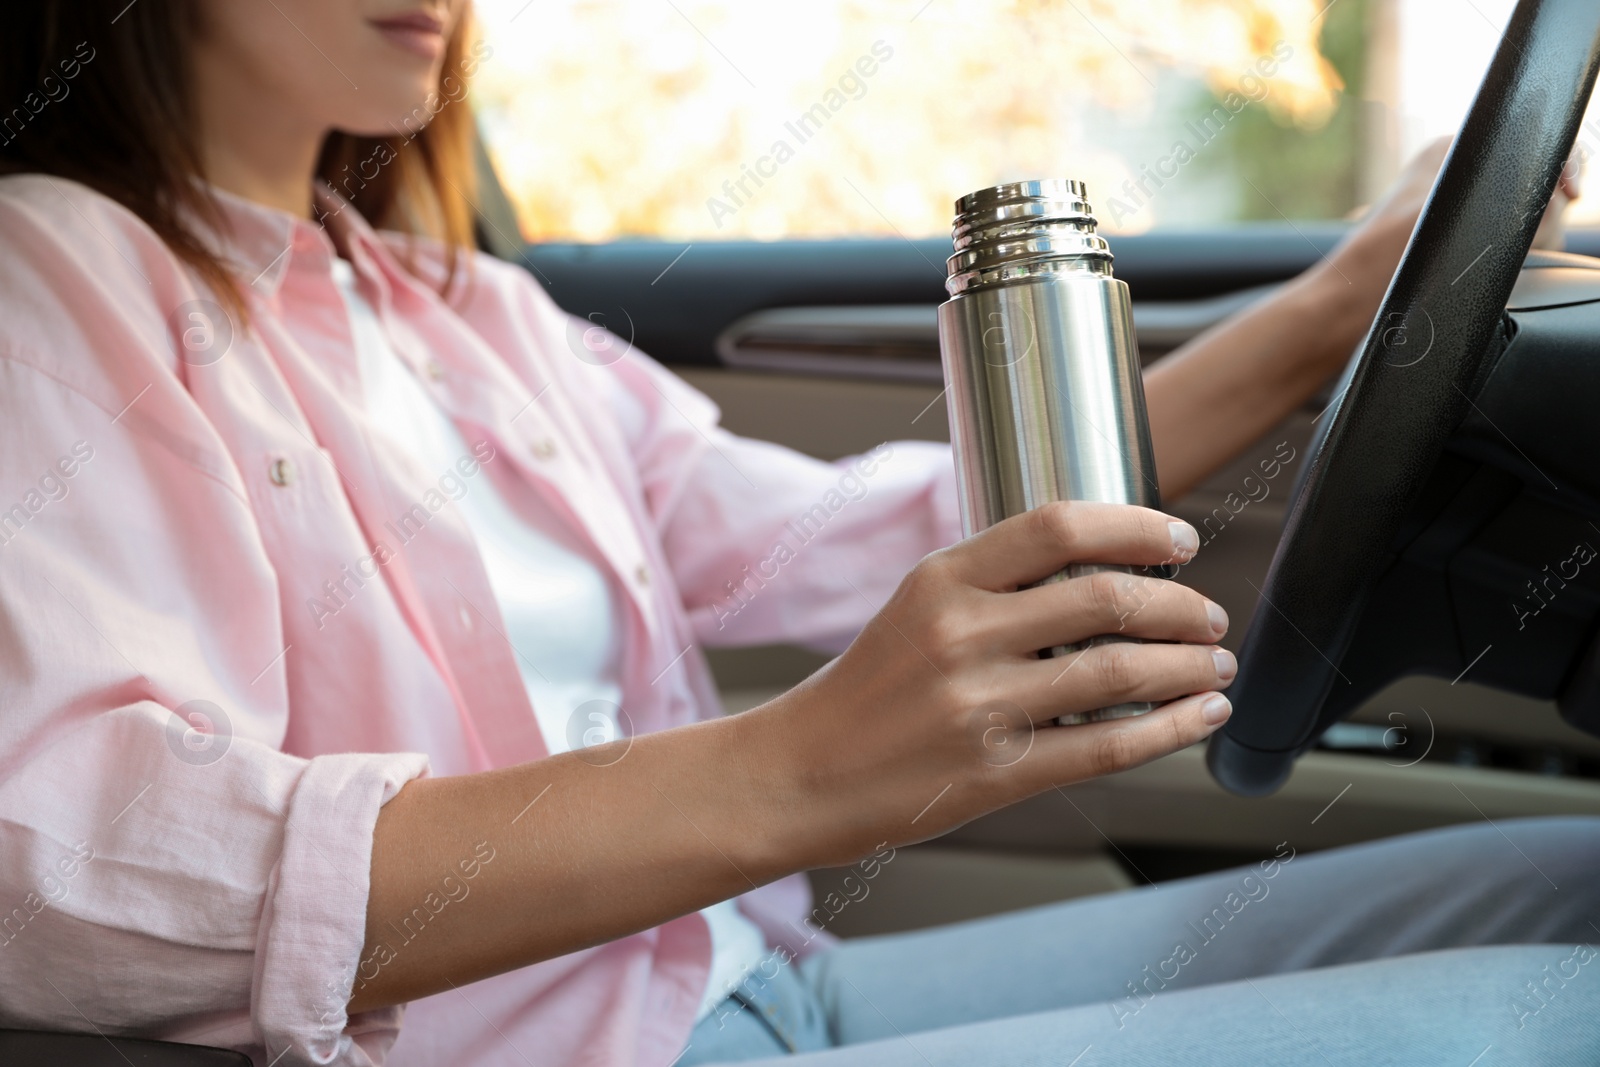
[
  {"x1": 0, "y1": 347, "x2": 426, "y2": 1063},
  {"x1": 591, "y1": 336, "x2": 964, "y2": 652}
]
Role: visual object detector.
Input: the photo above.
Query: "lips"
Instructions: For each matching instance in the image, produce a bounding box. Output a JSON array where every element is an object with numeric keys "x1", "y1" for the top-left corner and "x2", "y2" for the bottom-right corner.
[{"x1": 369, "y1": 8, "x2": 446, "y2": 59}]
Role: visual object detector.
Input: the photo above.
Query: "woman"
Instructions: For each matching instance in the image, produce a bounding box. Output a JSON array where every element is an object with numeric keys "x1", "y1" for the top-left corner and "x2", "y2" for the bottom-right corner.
[{"x1": 0, "y1": 2, "x2": 1595, "y2": 1065}]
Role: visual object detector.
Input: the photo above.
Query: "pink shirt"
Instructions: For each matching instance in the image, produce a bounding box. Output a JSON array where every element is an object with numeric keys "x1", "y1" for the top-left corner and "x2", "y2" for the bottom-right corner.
[{"x1": 0, "y1": 174, "x2": 961, "y2": 1066}]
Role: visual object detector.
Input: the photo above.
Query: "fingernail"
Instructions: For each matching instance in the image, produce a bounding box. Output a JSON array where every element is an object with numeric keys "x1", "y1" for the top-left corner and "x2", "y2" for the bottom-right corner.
[
  {"x1": 1168, "y1": 521, "x2": 1199, "y2": 560},
  {"x1": 1205, "y1": 600, "x2": 1229, "y2": 637},
  {"x1": 1201, "y1": 693, "x2": 1232, "y2": 726},
  {"x1": 1211, "y1": 647, "x2": 1237, "y2": 682}
]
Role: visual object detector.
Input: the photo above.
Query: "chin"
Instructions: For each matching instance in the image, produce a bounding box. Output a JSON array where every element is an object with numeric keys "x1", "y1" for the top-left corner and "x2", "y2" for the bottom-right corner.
[
  {"x1": 320, "y1": 64, "x2": 449, "y2": 137},
  {"x1": 335, "y1": 96, "x2": 446, "y2": 140}
]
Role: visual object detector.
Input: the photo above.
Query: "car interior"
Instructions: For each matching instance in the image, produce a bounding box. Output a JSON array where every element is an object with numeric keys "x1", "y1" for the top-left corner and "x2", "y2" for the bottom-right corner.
[{"x1": 7, "y1": 0, "x2": 1600, "y2": 1062}]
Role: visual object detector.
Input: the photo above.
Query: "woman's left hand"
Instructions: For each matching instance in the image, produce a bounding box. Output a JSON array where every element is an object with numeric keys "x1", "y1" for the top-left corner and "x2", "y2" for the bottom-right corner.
[
  {"x1": 1145, "y1": 137, "x2": 1580, "y2": 500},
  {"x1": 1327, "y1": 135, "x2": 1579, "y2": 304}
]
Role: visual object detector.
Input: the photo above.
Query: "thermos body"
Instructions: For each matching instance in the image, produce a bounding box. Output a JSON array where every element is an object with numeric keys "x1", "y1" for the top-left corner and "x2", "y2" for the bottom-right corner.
[
  {"x1": 936, "y1": 272, "x2": 1156, "y2": 534},
  {"x1": 936, "y1": 180, "x2": 1160, "y2": 725}
]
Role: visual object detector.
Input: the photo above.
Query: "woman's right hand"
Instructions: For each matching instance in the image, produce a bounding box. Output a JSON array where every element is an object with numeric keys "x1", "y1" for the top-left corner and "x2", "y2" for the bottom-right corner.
[
  {"x1": 752, "y1": 500, "x2": 1234, "y2": 870},
  {"x1": 356, "y1": 500, "x2": 1233, "y2": 1012}
]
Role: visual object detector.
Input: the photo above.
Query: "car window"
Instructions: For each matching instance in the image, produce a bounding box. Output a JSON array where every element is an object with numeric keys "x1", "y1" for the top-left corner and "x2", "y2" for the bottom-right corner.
[{"x1": 473, "y1": 0, "x2": 1600, "y2": 242}]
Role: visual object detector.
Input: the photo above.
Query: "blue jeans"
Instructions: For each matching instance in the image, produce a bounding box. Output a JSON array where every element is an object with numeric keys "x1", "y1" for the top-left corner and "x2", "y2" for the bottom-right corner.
[{"x1": 679, "y1": 817, "x2": 1600, "y2": 1065}]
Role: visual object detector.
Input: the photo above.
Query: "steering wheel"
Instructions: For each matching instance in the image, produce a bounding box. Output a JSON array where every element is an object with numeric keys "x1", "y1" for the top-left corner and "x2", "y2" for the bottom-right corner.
[{"x1": 1207, "y1": 0, "x2": 1600, "y2": 796}]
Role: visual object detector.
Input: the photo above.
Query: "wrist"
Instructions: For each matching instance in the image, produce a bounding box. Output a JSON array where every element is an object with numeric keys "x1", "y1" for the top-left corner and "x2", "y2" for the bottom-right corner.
[
  {"x1": 708, "y1": 695, "x2": 841, "y2": 878},
  {"x1": 733, "y1": 679, "x2": 889, "y2": 874},
  {"x1": 1290, "y1": 241, "x2": 1389, "y2": 369},
  {"x1": 1322, "y1": 213, "x2": 1415, "y2": 314}
]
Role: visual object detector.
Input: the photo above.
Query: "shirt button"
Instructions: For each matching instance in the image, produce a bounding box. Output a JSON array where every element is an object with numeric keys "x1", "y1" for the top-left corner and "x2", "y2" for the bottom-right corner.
[
  {"x1": 268, "y1": 458, "x2": 295, "y2": 487},
  {"x1": 634, "y1": 564, "x2": 650, "y2": 587},
  {"x1": 458, "y1": 604, "x2": 474, "y2": 630},
  {"x1": 532, "y1": 438, "x2": 559, "y2": 460},
  {"x1": 425, "y1": 360, "x2": 446, "y2": 381}
]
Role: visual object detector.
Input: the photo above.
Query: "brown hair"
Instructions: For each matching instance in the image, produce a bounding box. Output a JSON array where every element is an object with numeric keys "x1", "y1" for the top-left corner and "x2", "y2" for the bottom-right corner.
[{"x1": 0, "y1": 2, "x2": 480, "y2": 313}]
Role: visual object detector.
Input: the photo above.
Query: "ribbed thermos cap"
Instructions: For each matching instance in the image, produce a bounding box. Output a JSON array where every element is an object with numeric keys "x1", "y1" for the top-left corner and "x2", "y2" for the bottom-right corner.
[{"x1": 946, "y1": 179, "x2": 1112, "y2": 296}]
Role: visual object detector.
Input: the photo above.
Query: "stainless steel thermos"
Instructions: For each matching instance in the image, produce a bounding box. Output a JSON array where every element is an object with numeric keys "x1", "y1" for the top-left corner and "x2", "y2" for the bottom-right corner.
[{"x1": 936, "y1": 179, "x2": 1160, "y2": 725}]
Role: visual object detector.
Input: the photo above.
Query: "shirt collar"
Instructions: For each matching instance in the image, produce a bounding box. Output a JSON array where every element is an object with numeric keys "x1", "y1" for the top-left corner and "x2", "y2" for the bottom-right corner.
[{"x1": 194, "y1": 181, "x2": 394, "y2": 301}]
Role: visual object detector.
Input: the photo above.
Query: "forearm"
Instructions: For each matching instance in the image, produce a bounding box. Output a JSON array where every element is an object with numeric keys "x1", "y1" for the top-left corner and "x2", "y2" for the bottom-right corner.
[
  {"x1": 1143, "y1": 261, "x2": 1372, "y2": 500},
  {"x1": 1141, "y1": 152, "x2": 1443, "y2": 502},
  {"x1": 350, "y1": 710, "x2": 809, "y2": 1013}
]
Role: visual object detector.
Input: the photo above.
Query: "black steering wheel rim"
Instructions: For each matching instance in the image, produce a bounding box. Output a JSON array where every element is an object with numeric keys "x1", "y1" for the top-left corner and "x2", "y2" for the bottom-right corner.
[{"x1": 1207, "y1": 0, "x2": 1600, "y2": 797}]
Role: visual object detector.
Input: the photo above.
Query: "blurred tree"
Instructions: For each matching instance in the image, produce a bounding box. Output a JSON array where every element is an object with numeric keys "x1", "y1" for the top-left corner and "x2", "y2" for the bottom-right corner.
[
  {"x1": 1196, "y1": 0, "x2": 1373, "y2": 220},
  {"x1": 472, "y1": 0, "x2": 1346, "y2": 241}
]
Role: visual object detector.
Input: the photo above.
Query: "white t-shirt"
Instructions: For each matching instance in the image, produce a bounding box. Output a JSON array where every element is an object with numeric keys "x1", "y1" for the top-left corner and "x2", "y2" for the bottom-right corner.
[{"x1": 331, "y1": 257, "x2": 765, "y2": 1021}]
